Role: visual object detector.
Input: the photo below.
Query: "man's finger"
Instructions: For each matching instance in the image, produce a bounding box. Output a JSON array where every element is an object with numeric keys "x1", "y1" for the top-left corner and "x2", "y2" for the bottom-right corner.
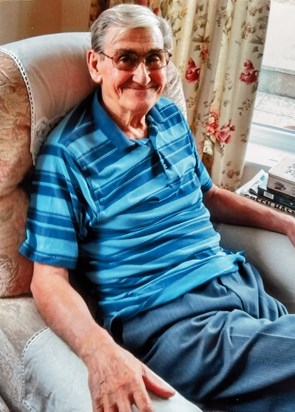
[
  {"x1": 133, "y1": 387, "x2": 154, "y2": 412},
  {"x1": 142, "y1": 366, "x2": 175, "y2": 398}
]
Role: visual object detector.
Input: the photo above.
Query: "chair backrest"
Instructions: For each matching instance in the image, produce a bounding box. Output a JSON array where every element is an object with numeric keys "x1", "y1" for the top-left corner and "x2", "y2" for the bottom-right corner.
[
  {"x1": 0, "y1": 32, "x2": 186, "y2": 297},
  {"x1": 0, "y1": 32, "x2": 95, "y2": 165},
  {"x1": 0, "y1": 32, "x2": 96, "y2": 297}
]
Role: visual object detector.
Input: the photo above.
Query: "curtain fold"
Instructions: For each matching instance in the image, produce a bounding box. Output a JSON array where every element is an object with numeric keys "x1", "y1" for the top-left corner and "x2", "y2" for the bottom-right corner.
[{"x1": 91, "y1": 0, "x2": 270, "y2": 190}]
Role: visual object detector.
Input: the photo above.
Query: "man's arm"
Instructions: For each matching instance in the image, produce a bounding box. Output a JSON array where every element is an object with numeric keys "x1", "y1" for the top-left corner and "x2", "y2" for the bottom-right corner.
[
  {"x1": 31, "y1": 262, "x2": 174, "y2": 412},
  {"x1": 203, "y1": 184, "x2": 295, "y2": 247}
]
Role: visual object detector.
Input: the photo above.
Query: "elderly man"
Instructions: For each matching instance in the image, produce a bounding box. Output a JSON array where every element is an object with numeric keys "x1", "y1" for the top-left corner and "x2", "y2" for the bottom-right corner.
[{"x1": 20, "y1": 4, "x2": 295, "y2": 412}]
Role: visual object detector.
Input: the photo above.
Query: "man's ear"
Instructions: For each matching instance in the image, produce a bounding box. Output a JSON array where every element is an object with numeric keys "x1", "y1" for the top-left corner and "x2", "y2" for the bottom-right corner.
[{"x1": 86, "y1": 49, "x2": 102, "y2": 84}]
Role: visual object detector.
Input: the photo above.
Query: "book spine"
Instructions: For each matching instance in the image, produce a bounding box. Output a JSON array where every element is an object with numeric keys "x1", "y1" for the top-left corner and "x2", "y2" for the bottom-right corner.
[
  {"x1": 243, "y1": 193, "x2": 295, "y2": 217},
  {"x1": 257, "y1": 186, "x2": 295, "y2": 210}
]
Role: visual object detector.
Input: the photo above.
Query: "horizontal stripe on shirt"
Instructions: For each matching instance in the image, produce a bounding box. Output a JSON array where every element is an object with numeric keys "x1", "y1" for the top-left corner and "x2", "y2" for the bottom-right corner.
[{"x1": 20, "y1": 91, "x2": 244, "y2": 326}]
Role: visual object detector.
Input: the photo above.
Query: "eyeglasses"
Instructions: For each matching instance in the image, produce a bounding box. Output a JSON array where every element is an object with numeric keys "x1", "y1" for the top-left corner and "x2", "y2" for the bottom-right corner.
[{"x1": 100, "y1": 49, "x2": 171, "y2": 72}]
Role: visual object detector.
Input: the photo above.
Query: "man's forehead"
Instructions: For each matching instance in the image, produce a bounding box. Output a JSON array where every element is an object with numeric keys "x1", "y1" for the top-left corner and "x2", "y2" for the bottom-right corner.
[{"x1": 104, "y1": 26, "x2": 164, "y2": 49}]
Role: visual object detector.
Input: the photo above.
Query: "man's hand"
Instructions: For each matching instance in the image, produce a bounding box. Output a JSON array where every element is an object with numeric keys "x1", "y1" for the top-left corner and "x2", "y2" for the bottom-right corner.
[
  {"x1": 31, "y1": 263, "x2": 174, "y2": 412},
  {"x1": 85, "y1": 336, "x2": 175, "y2": 411}
]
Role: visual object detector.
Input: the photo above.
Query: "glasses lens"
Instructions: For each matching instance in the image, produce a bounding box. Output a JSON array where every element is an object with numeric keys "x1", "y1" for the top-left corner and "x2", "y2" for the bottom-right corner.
[
  {"x1": 113, "y1": 51, "x2": 139, "y2": 71},
  {"x1": 145, "y1": 51, "x2": 169, "y2": 70},
  {"x1": 112, "y1": 50, "x2": 170, "y2": 71}
]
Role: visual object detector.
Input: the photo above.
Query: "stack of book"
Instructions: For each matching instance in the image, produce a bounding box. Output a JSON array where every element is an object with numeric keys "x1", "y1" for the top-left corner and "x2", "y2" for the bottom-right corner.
[{"x1": 236, "y1": 157, "x2": 295, "y2": 217}]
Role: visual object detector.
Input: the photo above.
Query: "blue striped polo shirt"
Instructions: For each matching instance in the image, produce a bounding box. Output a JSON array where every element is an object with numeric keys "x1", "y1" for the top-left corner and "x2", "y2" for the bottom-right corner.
[{"x1": 20, "y1": 90, "x2": 244, "y2": 326}]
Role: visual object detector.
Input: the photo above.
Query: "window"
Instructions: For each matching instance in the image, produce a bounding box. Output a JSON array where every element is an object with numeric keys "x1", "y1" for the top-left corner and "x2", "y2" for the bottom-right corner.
[{"x1": 250, "y1": 0, "x2": 295, "y2": 154}]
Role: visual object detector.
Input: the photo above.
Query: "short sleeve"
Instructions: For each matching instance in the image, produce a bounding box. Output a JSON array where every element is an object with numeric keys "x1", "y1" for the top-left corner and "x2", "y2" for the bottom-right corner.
[
  {"x1": 187, "y1": 130, "x2": 213, "y2": 194},
  {"x1": 195, "y1": 155, "x2": 213, "y2": 193},
  {"x1": 19, "y1": 142, "x2": 94, "y2": 269}
]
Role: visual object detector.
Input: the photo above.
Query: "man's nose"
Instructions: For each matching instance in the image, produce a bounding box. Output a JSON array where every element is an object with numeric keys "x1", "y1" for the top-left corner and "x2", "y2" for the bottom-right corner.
[{"x1": 132, "y1": 61, "x2": 150, "y2": 83}]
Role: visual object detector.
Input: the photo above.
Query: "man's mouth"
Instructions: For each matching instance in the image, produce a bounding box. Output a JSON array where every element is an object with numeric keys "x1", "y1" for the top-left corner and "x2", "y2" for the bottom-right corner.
[
  {"x1": 122, "y1": 81, "x2": 155, "y2": 91},
  {"x1": 128, "y1": 85, "x2": 153, "y2": 90}
]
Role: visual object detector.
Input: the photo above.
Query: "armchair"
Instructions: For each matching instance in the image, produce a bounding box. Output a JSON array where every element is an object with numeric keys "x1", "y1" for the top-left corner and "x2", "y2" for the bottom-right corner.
[{"x1": 0, "y1": 32, "x2": 294, "y2": 412}]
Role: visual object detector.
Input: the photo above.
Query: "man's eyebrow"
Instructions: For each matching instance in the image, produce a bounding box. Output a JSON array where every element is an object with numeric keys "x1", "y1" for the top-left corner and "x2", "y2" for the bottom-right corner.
[{"x1": 115, "y1": 48, "x2": 164, "y2": 54}]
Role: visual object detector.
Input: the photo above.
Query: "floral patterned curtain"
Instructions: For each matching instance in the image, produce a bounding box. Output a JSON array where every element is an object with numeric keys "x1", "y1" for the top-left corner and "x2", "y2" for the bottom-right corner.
[{"x1": 89, "y1": 0, "x2": 270, "y2": 191}]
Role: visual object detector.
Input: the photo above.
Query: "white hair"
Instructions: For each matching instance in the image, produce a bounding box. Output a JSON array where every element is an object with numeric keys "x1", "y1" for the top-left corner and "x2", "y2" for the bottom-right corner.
[{"x1": 90, "y1": 3, "x2": 173, "y2": 53}]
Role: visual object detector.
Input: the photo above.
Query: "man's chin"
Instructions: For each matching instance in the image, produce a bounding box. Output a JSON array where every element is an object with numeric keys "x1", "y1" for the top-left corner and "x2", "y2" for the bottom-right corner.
[{"x1": 122, "y1": 94, "x2": 159, "y2": 112}]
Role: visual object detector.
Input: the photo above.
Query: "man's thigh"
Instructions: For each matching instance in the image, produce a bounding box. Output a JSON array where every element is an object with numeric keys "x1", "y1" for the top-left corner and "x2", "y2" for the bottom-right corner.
[{"x1": 118, "y1": 264, "x2": 295, "y2": 411}]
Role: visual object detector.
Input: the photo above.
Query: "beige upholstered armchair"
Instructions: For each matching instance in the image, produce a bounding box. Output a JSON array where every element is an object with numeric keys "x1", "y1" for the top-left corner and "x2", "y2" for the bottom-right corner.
[{"x1": 0, "y1": 32, "x2": 294, "y2": 412}]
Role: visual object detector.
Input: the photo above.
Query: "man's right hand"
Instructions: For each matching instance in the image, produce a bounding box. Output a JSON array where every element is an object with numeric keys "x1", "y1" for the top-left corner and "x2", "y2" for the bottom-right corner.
[
  {"x1": 84, "y1": 333, "x2": 175, "y2": 411},
  {"x1": 31, "y1": 262, "x2": 174, "y2": 412}
]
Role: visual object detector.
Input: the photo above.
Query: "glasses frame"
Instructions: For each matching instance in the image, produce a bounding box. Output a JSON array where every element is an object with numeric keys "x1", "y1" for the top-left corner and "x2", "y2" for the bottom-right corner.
[{"x1": 100, "y1": 49, "x2": 172, "y2": 72}]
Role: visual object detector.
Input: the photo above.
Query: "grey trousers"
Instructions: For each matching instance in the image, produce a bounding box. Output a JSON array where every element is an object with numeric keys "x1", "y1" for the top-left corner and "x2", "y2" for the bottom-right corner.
[{"x1": 110, "y1": 263, "x2": 295, "y2": 412}]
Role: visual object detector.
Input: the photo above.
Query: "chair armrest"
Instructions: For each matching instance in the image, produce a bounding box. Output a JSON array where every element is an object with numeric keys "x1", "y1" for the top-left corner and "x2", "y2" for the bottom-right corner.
[
  {"x1": 22, "y1": 328, "x2": 202, "y2": 412},
  {"x1": 217, "y1": 224, "x2": 295, "y2": 313}
]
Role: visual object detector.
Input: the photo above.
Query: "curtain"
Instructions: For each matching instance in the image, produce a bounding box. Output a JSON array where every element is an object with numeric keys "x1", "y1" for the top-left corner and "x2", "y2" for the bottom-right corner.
[
  {"x1": 89, "y1": 0, "x2": 110, "y2": 28},
  {"x1": 90, "y1": 0, "x2": 270, "y2": 191}
]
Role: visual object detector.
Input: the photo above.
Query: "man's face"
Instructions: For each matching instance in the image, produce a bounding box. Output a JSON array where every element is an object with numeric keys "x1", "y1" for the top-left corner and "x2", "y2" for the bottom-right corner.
[{"x1": 90, "y1": 26, "x2": 168, "y2": 119}]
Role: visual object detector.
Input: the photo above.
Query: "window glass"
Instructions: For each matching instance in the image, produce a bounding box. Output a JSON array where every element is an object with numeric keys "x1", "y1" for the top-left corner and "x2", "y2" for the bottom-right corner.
[{"x1": 252, "y1": 0, "x2": 295, "y2": 134}]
